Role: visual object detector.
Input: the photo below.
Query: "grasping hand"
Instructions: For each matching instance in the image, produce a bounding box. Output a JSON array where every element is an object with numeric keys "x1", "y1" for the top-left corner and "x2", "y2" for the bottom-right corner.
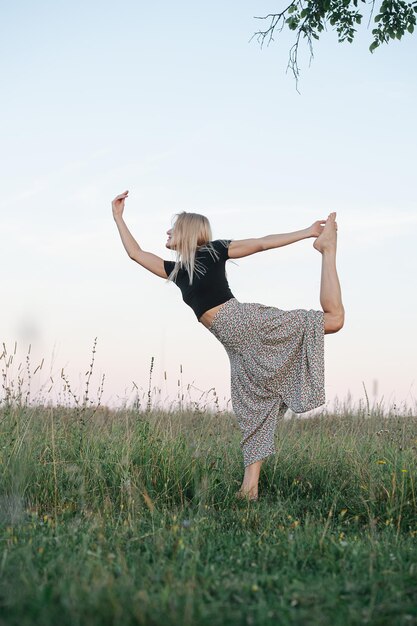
[
  {"x1": 308, "y1": 220, "x2": 326, "y2": 238},
  {"x1": 112, "y1": 190, "x2": 129, "y2": 219}
]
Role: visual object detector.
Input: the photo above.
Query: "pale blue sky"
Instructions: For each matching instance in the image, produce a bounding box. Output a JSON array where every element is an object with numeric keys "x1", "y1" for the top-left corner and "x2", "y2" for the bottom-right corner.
[{"x1": 1, "y1": 1, "x2": 416, "y2": 411}]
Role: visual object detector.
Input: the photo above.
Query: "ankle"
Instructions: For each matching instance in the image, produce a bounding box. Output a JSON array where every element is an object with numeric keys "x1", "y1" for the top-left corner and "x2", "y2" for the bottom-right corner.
[
  {"x1": 321, "y1": 246, "x2": 337, "y2": 256},
  {"x1": 242, "y1": 476, "x2": 259, "y2": 489}
]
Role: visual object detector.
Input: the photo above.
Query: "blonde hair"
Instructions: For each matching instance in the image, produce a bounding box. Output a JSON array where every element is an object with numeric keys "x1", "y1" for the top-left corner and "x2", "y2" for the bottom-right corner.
[{"x1": 166, "y1": 211, "x2": 220, "y2": 285}]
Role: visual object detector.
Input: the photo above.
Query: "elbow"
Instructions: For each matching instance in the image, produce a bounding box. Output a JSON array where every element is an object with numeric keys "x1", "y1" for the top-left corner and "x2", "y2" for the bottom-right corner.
[
  {"x1": 128, "y1": 247, "x2": 142, "y2": 261},
  {"x1": 258, "y1": 237, "x2": 268, "y2": 252}
]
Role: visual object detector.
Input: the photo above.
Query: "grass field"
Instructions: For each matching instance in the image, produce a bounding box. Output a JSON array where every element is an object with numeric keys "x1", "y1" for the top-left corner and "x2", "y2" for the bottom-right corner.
[
  {"x1": 1, "y1": 396, "x2": 417, "y2": 626},
  {"x1": 1, "y1": 344, "x2": 417, "y2": 625}
]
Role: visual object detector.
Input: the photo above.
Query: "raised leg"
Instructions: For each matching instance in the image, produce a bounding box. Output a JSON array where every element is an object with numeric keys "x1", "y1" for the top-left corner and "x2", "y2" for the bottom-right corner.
[{"x1": 313, "y1": 212, "x2": 345, "y2": 334}]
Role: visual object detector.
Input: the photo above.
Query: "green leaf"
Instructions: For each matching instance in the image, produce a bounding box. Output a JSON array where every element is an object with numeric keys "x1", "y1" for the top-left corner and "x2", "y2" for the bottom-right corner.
[
  {"x1": 288, "y1": 6, "x2": 296, "y2": 14},
  {"x1": 286, "y1": 16, "x2": 299, "y2": 30},
  {"x1": 407, "y1": 23, "x2": 414, "y2": 32},
  {"x1": 369, "y1": 40, "x2": 379, "y2": 52}
]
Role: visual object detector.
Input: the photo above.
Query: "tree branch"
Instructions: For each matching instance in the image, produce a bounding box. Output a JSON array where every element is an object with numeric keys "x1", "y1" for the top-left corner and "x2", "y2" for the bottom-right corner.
[{"x1": 250, "y1": 0, "x2": 417, "y2": 84}]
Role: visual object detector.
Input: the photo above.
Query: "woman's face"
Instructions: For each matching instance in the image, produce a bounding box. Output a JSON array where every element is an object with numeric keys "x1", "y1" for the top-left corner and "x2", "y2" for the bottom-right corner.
[{"x1": 166, "y1": 227, "x2": 175, "y2": 249}]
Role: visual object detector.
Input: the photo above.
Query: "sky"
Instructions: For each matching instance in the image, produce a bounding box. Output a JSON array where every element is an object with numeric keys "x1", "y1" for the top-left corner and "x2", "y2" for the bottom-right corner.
[{"x1": 1, "y1": 0, "x2": 416, "y2": 413}]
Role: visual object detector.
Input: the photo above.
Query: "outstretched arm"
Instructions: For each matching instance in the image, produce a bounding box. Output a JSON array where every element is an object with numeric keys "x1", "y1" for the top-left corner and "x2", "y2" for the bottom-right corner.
[
  {"x1": 228, "y1": 220, "x2": 325, "y2": 259},
  {"x1": 112, "y1": 191, "x2": 167, "y2": 279}
]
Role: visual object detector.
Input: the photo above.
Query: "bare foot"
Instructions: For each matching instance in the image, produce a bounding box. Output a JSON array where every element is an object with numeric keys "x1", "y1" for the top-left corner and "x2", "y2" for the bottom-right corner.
[
  {"x1": 235, "y1": 487, "x2": 258, "y2": 502},
  {"x1": 235, "y1": 481, "x2": 259, "y2": 501},
  {"x1": 313, "y1": 212, "x2": 338, "y2": 254},
  {"x1": 235, "y1": 459, "x2": 263, "y2": 501}
]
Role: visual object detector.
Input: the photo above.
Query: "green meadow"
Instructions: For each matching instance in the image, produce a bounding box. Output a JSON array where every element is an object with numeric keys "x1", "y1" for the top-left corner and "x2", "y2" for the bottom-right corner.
[{"x1": 1, "y1": 349, "x2": 417, "y2": 625}]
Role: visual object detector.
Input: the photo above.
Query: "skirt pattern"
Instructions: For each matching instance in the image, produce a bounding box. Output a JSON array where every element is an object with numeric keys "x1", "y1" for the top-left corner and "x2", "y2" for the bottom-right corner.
[{"x1": 208, "y1": 298, "x2": 325, "y2": 467}]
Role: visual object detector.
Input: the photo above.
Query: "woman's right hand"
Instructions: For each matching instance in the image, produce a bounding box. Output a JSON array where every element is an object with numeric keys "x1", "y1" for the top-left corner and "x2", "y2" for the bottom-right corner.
[
  {"x1": 308, "y1": 219, "x2": 326, "y2": 238},
  {"x1": 112, "y1": 190, "x2": 129, "y2": 219}
]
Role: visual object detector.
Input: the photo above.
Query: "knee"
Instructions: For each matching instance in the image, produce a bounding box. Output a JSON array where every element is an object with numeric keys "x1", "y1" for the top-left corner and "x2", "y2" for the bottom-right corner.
[
  {"x1": 324, "y1": 309, "x2": 345, "y2": 334},
  {"x1": 334, "y1": 311, "x2": 345, "y2": 332}
]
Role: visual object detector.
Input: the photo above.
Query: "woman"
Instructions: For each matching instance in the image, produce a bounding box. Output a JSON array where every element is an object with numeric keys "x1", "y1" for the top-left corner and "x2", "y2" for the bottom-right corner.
[{"x1": 112, "y1": 190, "x2": 344, "y2": 501}]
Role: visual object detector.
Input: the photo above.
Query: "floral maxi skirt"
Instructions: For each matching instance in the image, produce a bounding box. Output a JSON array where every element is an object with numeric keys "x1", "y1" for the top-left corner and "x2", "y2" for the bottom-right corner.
[{"x1": 208, "y1": 298, "x2": 325, "y2": 467}]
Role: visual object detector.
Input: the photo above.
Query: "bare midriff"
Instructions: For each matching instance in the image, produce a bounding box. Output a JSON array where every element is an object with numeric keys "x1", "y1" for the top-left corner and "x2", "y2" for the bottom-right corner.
[{"x1": 198, "y1": 303, "x2": 226, "y2": 329}]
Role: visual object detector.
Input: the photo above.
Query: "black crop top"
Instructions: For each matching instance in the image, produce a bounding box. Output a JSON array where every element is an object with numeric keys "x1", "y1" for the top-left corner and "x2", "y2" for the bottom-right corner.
[{"x1": 164, "y1": 239, "x2": 235, "y2": 319}]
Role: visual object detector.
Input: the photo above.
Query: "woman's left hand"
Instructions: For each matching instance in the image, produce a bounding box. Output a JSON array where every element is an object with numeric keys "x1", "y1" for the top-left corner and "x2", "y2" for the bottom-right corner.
[{"x1": 308, "y1": 220, "x2": 326, "y2": 238}]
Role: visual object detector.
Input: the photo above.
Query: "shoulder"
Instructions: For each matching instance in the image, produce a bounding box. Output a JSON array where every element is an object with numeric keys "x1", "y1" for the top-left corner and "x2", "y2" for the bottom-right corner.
[
  {"x1": 213, "y1": 239, "x2": 232, "y2": 249},
  {"x1": 214, "y1": 239, "x2": 232, "y2": 260},
  {"x1": 163, "y1": 259, "x2": 176, "y2": 277},
  {"x1": 200, "y1": 239, "x2": 232, "y2": 259}
]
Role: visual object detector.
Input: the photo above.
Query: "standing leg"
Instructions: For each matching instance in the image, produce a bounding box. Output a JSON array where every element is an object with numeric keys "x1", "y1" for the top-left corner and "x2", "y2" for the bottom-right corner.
[
  {"x1": 313, "y1": 212, "x2": 345, "y2": 334},
  {"x1": 235, "y1": 402, "x2": 288, "y2": 501}
]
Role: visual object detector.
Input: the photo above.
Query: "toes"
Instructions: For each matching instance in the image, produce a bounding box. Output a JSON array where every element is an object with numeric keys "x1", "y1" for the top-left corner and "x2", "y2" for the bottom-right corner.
[
  {"x1": 235, "y1": 489, "x2": 258, "y2": 501},
  {"x1": 325, "y1": 213, "x2": 337, "y2": 228}
]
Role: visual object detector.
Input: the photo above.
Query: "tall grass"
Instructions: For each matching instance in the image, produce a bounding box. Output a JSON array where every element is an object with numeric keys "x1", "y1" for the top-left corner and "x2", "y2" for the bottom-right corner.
[{"x1": 1, "y1": 341, "x2": 417, "y2": 625}]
